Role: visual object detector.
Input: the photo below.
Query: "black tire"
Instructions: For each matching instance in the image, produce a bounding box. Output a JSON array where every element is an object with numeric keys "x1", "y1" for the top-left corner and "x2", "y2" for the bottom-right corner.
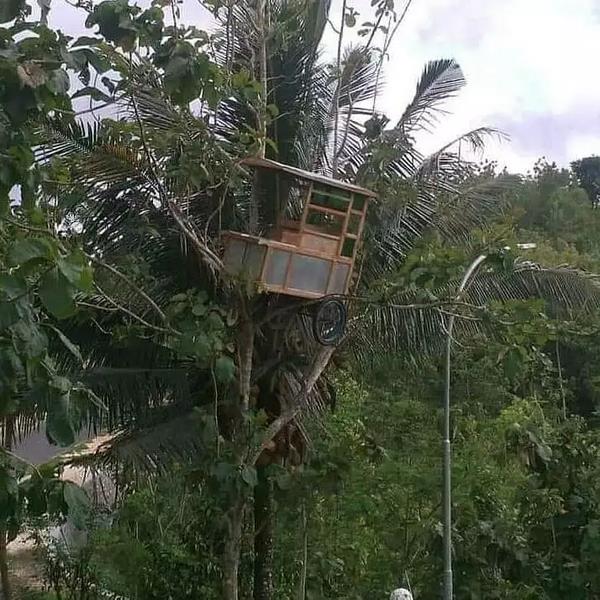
[{"x1": 313, "y1": 299, "x2": 347, "y2": 345}]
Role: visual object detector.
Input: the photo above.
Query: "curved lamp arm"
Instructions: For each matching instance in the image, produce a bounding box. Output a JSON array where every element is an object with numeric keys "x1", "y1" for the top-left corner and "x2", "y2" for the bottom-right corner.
[
  {"x1": 442, "y1": 244, "x2": 535, "y2": 599},
  {"x1": 442, "y1": 253, "x2": 487, "y2": 600}
]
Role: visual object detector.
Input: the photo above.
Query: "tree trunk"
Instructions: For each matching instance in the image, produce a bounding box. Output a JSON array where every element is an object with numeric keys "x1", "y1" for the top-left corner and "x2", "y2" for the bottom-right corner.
[
  {"x1": 254, "y1": 466, "x2": 274, "y2": 600},
  {"x1": 297, "y1": 503, "x2": 308, "y2": 600},
  {"x1": 0, "y1": 526, "x2": 11, "y2": 600},
  {"x1": 223, "y1": 496, "x2": 244, "y2": 600},
  {"x1": 256, "y1": 0, "x2": 269, "y2": 160},
  {"x1": 1, "y1": 417, "x2": 13, "y2": 600}
]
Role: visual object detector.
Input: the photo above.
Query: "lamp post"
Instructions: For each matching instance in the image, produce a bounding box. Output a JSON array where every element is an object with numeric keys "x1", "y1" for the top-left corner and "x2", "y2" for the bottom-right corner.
[{"x1": 441, "y1": 245, "x2": 536, "y2": 600}]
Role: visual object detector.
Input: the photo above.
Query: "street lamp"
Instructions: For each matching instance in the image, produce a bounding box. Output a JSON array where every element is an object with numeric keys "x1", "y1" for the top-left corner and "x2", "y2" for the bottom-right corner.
[{"x1": 441, "y1": 244, "x2": 536, "y2": 600}]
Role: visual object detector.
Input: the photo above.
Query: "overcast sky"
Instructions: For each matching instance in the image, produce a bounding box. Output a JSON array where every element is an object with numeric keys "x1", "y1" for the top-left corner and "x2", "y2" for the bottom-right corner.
[{"x1": 45, "y1": 0, "x2": 600, "y2": 173}]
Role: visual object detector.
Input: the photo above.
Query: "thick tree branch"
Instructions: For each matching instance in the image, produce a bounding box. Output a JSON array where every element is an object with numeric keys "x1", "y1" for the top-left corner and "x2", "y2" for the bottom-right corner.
[
  {"x1": 249, "y1": 345, "x2": 335, "y2": 465},
  {"x1": 167, "y1": 200, "x2": 225, "y2": 274}
]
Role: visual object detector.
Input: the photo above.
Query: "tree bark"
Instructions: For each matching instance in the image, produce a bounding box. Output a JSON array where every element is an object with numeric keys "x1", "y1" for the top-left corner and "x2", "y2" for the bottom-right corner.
[
  {"x1": 331, "y1": 0, "x2": 347, "y2": 178},
  {"x1": 253, "y1": 466, "x2": 274, "y2": 600},
  {"x1": 250, "y1": 346, "x2": 335, "y2": 466},
  {"x1": 1, "y1": 417, "x2": 13, "y2": 600},
  {"x1": 239, "y1": 318, "x2": 255, "y2": 412},
  {"x1": 0, "y1": 526, "x2": 10, "y2": 600},
  {"x1": 256, "y1": 0, "x2": 269, "y2": 160},
  {"x1": 297, "y1": 503, "x2": 308, "y2": 600},
  {"x1": 223, "y1": 496, "x2": 245, "y2": 600}
]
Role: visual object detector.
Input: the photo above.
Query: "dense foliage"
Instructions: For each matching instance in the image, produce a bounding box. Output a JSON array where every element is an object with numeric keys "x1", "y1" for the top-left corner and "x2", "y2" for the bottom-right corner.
[{"x1": 29, "y1": 163, "x2": 600, "y2": 600}]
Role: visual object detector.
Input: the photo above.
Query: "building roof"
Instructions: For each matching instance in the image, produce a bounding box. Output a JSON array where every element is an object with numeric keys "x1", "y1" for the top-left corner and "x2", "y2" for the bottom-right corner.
[{"x1": 240, "y1": 157, "x2": 377, "y2": 198}]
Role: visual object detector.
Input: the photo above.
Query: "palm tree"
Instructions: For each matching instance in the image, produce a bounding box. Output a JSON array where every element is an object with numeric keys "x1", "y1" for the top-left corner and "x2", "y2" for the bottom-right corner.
[{"x1": 22, "y1": 1, "x2": 600, "y2": 599}]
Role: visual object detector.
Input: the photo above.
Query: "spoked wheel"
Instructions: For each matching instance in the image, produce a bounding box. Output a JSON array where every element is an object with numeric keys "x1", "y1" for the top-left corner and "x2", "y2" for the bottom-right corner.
[{"x1": 312, "y1": 298, "x2": 347, "y2": 346}]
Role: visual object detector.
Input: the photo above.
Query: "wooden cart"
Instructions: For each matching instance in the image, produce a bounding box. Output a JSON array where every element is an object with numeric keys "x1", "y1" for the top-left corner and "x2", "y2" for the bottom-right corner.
[{"x1": 223, "y1": 157, "x2": 375, "y2": 344}]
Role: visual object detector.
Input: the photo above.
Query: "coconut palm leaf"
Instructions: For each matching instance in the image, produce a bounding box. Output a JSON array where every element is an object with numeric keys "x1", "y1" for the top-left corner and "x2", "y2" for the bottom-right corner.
[
  {"x1": 326, "y1": 47, "x2": 382, "y2": 174},
  {"x1": 396, "y1": 58, "x2": 465, "y2": 137},
  {"x1": 356, "y1": 126, "x2": 510, "y2": 282},
  {"x1": 351, "y1": 262, "x2": 600, "y2": 361},
  {"x1": 36, "y1": 117, "x2": 146, "y2": 184},
  {"x1": 416, "y1": 127, "x2": 506, "y2": 180},
  {"x1": 65, "y1": 411, "x2": 203, "y2": 474}
]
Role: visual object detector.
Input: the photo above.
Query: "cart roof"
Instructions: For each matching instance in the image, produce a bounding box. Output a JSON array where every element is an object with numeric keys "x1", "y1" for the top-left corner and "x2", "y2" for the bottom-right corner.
[{"x1": 240, "y1": 157, "x2": 377, "y2": 199}]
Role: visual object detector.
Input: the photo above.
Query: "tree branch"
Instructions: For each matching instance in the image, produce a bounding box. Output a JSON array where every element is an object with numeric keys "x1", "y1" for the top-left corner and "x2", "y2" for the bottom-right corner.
[
  {"x1": 94, "y1": 283, "x2": 172, "y2": 334},
  {"x1": 88, "y1": 255, "x2": 169, "y2": 324},
  {"x1": 331, "y1": 0, "x2": 348, "y2": 178},
  {"x1": 167, "y1": 200, "x2": 225, "y2": 274},
  {"x1": 249, "y1": 345, "x2": 335, "y2": 465},
  {"x1": 371, "y1": 0, "x2": 414, "y2": 113}
]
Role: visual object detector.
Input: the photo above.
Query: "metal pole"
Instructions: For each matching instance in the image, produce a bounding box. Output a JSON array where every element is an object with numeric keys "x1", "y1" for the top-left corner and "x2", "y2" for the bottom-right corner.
[{"x1": 442, "y1": 254, "x2": 487, "y2": 600}]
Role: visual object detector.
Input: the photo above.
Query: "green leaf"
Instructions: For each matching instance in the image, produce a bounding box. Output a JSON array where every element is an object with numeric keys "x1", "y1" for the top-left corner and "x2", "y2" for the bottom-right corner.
[
  {"x1": 0, "y1": 467, "x2": 19, "y2": 520},
  {"x1": 214, "y1": 356, "x2": 235, "y2": 383},
  {"x1": 0, "y1": 302, "x2": 19, "y2": 330},
  {"x1": 8, "y1": 237, "x2": 55, "y2": 266},
  {"x1": 22, "y1": 472, "x2": 49, "y2": 516},
  {"x1": 57, "y1": 250, "x2": 93, "y2": 291},
  {"x1": 0, "y1": 273, "x2": 27, "y2": 300},
  {"x1": 46, "y1": 386, "x2": 76, "y2": 446},
  {"x1": 69, "y1": 48, "x2": 111, "y2": 74},
  {"x1": 85, "y1": 0, "x2": 139, "y2": 50},
  {"x1": 85, "y1": 50, "x2": 111, "y2": 74},
  {"x1": 63, "y1": 481, "x2": 90, "y2": 529},
  {"x1": 241, "y1": 465, "x2": 258, "y2": 488},
  {"x1": 0, "y1": 0, "x2": 25, "y2": 23},
  {"x1": 170, "y1": 293, "x2": 189, "y2": 302},
  {"x1": 0, "y1": 347, "x2": 23, "y2": 386},
  {"x1": 39, "y1": 269, "x2": 76, "y2": 319},
  {"x1": 206, "y1": 312, "x2": 224, "y2": 330},
  {"x1": 192, "y1": 302, "x2": 207, "y2": 316},
  {"x1": 47, "y1": 69, "x2": 70, "y2": 95},
  {"x1": 47, "y1": 325, "x2": 83, "y2": 363},
  {"x1": 11, "y1": 319, "x2": 48, "y2": 357},
  {"x1": 275, "y1": 471, "x2": 292, "y2": 491},
  {"x1": 71, "y1": 36, "x2": 103, "y2": 47},
  {"x1": 213, "y1": 461, "x2": 236, "y2": 482},
  {"x1": 344, "y1": 12, "x2": 356, "y2": 28},
  {"x1": 71, "y1": 86, "x2": 113, "y2": 103}
]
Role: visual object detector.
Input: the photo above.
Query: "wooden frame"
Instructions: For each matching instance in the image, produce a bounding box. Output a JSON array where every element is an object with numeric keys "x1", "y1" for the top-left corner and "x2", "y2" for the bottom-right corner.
[
  {"x1": 223, "y1": 231, "x2": 354, "y2": 299},
  {"x1": 223, "y1": 158, "x2": 375, "y2": 299}
]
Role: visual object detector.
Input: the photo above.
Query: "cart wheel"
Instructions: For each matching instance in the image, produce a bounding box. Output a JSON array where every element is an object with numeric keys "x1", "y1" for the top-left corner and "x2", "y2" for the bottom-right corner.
[{"x1": 313, "y1": 299, "x2": 347, "y2": 345}]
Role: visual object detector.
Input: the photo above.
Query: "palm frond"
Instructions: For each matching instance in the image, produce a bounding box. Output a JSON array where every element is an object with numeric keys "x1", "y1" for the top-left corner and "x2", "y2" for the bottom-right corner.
[
  {"x1": 419, "y1": 176, "x2": 509, "y2": 243},
  {"x1": 359, "y1": 155, "x2": 511, "y2": 282},
  {"x1": 336, "y1": 46, "x2": 380, "y2": 111},
  {"x1": 396, "y1": 59, "x2": 465, "y2": 137},
  {"x1": 416, "y1": 127, "x2": 507, "y2": 180},
  {"x1": 359, "y1": 181, "x2": 497, "y2": 282},
  {"x1": 128, "y1": 85, "x2": 198, "y2": 139},
  {"x1": 36, "y1": 117, "x2": 145, "y2": 182},
  {"x1": 325, "y1": 47, "x2": 381, "y2": 174},
  {"x1": 470, "y1": 263, "x2": 600, "y2": 317},
  {"x1": 350, "y1": 262, "x2": 600, "y2": 361},
  {"x1": 66, "y1": 412, "x2": 202, "y2": 474}
]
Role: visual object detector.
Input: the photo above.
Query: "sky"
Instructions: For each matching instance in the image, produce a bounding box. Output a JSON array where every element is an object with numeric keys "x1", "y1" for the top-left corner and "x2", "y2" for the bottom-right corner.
[{"x1": 43, "y1": 0, "x2": 600, "y2": 173}]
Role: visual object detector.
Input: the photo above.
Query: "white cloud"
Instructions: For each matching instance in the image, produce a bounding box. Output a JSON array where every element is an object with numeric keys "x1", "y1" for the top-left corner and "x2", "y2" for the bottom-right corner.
[
  {"x1": 337, "y1": 0, "x2": 600, "y2": 170},
  {"x1": 42, "y1": 0, "x2": 600, "y2": 171},
  {"x1": 568, "y1": 134, "x2": 600, "y2": 160}
]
